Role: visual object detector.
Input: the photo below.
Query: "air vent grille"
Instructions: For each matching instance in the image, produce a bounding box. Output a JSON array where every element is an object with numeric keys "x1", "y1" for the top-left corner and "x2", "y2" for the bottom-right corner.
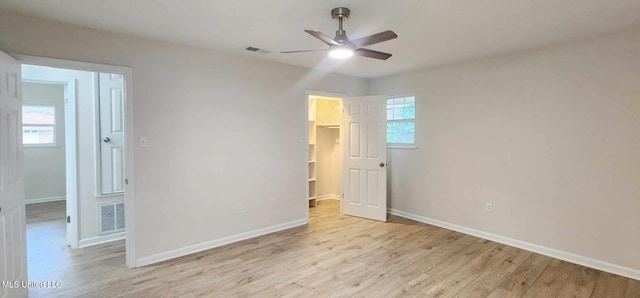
[
  {"x1": 245, "y1": 47, "x2": 271, "y2": 54},
  {"x1": 99, "y1": 202, "x2": 125, "y2": 235}
]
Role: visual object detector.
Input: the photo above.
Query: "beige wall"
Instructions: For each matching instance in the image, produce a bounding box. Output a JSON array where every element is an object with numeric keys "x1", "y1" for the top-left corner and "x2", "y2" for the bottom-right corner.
[
  {"x1": 22, "y1": 82, "x2": 65, "y2": 202},
  {"x1": 0, "y1": 10, "x2": 368, "y2": 261},
  {"x1": 369, "y1": 27, "x2": 640, "y2": 271}
]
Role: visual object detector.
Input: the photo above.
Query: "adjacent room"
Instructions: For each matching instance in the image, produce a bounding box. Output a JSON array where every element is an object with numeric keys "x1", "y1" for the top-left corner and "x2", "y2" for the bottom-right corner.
[{"x1": 0, "y1": 1, "x2": 639, "y2": 297}]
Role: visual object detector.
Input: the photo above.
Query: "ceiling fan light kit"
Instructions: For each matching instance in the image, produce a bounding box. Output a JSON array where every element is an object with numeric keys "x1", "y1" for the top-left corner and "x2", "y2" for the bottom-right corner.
[
  {"x1": 329, "y1": 45, "x2": 355, "y2": 59},
  {"x1": 281, "y1": 7, "x2": 397, "y2": 60}
]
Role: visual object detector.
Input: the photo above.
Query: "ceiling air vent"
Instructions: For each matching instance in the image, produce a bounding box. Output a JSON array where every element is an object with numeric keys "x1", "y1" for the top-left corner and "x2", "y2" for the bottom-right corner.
[{"x1": 245, "y1": 47, "x2": 271, "y2": 54}]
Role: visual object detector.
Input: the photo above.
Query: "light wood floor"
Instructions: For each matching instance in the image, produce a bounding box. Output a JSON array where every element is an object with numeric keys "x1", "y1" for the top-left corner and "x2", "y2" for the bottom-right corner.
[{"x1": 26, "y1": 199, "x2": 640, "y2": 297}]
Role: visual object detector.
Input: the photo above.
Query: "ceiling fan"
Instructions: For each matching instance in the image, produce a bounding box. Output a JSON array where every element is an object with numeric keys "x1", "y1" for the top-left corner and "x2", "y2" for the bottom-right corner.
[{"x1": 281, "y1": 7, "x2": 398, "y2": 60}]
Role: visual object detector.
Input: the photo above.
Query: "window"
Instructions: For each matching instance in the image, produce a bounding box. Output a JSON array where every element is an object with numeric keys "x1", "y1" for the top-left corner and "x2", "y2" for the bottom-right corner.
[
  {"x1": 387, "y1": 95, "x2": 415, "y2": 146},
  {"x1": 22, "y1": 105, "x2": 56, "y2": 145}
]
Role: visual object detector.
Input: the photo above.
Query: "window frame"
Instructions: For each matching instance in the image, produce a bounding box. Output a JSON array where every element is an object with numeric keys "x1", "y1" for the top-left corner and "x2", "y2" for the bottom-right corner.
[
  {"x1": 22, "y1": 104, "x2": 58, "y2": 147},
  {"x1": 386, "y1": 94, "x2": 417, "y2": 149}
]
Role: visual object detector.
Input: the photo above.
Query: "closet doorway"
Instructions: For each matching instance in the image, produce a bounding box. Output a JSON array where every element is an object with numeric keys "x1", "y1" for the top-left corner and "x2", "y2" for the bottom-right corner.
[
  {"x1": 305, "y1": 91, "x2": 389, "y2": 221},
  {"x1": 307, "y1": 93, "x2": 343, "y2": 209}
]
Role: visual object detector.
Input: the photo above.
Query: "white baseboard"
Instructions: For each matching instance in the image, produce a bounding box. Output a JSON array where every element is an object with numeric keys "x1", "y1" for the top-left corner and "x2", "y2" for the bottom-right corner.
[
  {"x1": 25, "y1": 196, "x2": 66, "y2": 204},
  {"x1": 79, "y1": 232, "x2": 125, "y2": 248},
  {"x1": 317, "y1": 194, "x2": 340, "y2": 201},
  {"x1": 136, "y1": 218, "x2": 308, "y2": 267},
  {"x1": 388, "y1": 208, "x2": 640, "y2": 281}
]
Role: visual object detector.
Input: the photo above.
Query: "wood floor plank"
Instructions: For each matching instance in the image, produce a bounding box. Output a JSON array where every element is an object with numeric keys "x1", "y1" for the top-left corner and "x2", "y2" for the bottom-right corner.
[
  {"x1": 626, "y1": 279, "x2": 640, "y2": 298},
  {"x1": 523, "y1": 259, "x2": 577, "y2": 297},
  {"x1": 453, "y1": 247, "x2": 531, "y2": 297},
  {"x1": 24, "y1": 199, "x2": 640, "y2": 297},
  {"x1": 591, "y1": 272, "x2": 630, "y2": 298},
  {"x1": 556, "y1": 266, "x2": 600, "y2": 297}
]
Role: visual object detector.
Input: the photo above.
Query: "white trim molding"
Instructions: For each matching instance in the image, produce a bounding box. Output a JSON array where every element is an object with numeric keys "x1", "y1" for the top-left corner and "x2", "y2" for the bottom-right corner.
[
  {"x1": 317, "y1": 194, "x2": 340, "y2": 201},
  {"x1": 79, "y1": 232, "x2": 125, "y2": 248},
  {"x1": 136, "y1": 218, "x2": 308, "y2": 267},
  {"x1": 25, "y1": 196, "x2": 65, "y2": 204},
  {"x1": 388, "y1": 208, "x2": 640, "y2": 281}
]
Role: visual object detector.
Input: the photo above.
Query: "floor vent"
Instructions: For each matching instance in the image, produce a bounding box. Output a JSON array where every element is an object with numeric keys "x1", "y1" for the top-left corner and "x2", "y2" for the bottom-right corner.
[{"x1": 99, "y1": 202, "x2": 125, "y2": 235}]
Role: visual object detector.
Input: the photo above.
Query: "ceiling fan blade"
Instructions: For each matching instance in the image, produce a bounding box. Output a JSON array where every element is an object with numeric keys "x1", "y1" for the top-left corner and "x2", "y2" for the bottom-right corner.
[
  {"x1": 304, "y1": 30, "x2": 340, "y2": 46},
  {"x1": 355, "y1": 48, "x2": 393, "y2": 60},
  {"x1": 351, "y1": 30, "x2": 398, "y2": 47},
  {"x1": 280, "y1": 49, "x2": 328, "y2": 54}
]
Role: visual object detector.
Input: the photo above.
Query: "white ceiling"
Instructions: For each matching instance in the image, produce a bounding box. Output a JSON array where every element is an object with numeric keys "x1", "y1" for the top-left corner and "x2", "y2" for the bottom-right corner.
[{"x1": 1, "y1": 0, "x2": 639, "y2": 78}]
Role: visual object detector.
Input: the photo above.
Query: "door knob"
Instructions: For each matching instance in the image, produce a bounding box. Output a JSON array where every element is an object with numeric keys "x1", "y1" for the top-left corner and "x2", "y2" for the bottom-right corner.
[
  {"x1": 103, "y1": 137, "x2": 111, "y2": 143},
  {"x1": 379, "y1": 162, "x2": 385, "y2": 167}
]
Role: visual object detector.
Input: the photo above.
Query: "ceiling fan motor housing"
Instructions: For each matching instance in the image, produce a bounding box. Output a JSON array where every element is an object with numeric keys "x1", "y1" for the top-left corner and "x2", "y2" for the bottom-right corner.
[
  {"x1": 331, "y1": 7, "x2": 351, "y2": 44},
  {"x1": 331, "y1": 7, "x2": 350, "y2": 20}
]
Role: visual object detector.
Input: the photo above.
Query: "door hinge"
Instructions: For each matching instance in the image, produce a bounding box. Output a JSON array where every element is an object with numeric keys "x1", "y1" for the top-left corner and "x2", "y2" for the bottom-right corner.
[
  {"x1": 125, "y1": 178, "x2": 128, "y2": 185},
  {"x1": 66, "y1": 216, "x2": 71, "y2": 223}
]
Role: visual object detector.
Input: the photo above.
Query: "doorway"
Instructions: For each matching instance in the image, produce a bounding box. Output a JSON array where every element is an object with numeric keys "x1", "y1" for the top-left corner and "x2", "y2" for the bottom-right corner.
[
  {"x1": 305, "y1": 91, "x2": 390, "y2": 222},
  {"x1": 15, "y1": 54, "x2": 136, "y2": 269},
  {"x1": 307, "y1": 94, "x2": 343, "y2": 211}
]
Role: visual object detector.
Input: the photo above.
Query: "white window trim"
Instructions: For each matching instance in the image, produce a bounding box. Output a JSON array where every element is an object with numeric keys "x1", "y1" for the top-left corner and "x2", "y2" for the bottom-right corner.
[
  {"x1": 387, "y1": 94, "x2": 416, "y2": 149},
  {"x1": 388, "y1": 144, "x2": 418, "y2": 150}
]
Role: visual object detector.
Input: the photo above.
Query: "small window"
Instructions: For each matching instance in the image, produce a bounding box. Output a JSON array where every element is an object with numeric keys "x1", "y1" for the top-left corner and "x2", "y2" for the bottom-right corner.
[
  {"x1": 22, "y1": 105, "x2": 56, "y2": 146},
  {"x1": 387, "y1": 95, "x2": 415, "y2": 146}
]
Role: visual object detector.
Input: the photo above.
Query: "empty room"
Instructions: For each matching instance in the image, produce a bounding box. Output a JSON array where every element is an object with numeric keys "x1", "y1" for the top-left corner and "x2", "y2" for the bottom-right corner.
[{"x1": 0, "y1": 1, "x2": 639, "y2": 297}]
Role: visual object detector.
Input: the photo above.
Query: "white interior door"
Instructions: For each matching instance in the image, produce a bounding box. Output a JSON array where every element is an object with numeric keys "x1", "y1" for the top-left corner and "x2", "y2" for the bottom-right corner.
[
  {"x1": 342, "y1": 95, "x2": 387, "y2": 221},
  {"x1": 99, "y1": 73, "x2": 125, "y2": 194},
  {"x1": 0, "y1": 51, "x2": 28, "y2": 297}
]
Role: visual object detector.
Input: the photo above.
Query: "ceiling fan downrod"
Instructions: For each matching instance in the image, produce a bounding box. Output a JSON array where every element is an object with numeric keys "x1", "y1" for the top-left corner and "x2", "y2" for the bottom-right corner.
[{"x1": 331, "y1": 7, "x2": 350, "y2": 44}]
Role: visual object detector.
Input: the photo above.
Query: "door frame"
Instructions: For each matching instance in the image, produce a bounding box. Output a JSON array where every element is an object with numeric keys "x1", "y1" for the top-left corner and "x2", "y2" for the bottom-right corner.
[
  {"x1": 12, "y1": 54, "x2": 137, "y2": 268},
  {"x1": 21, "y1": 76, "x2": 78, "y2": 247},
  {"x1": 304, "y1": 89, "x2": 346, "y2": 220}
]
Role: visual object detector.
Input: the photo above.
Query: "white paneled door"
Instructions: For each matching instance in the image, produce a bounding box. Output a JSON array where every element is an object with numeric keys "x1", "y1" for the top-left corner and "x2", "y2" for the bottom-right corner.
[
  {"x1": 99, "y1": 73, "x2": 125, "y2": 194},
  {"x1": 0, "y1": 51, "x2": 28, "y2": 297},
  {"x1": 342, "y1": 96, "x2": 387, "y2": 221}
]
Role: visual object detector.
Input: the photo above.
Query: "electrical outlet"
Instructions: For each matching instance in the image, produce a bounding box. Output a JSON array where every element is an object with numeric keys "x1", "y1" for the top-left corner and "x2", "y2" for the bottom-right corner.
[
  {"x1": 236, "y1": 204, "x2": 243, "y2": 214},
  {"x1": 486, "y1": 203, "x2": 493, "y2": 213}
]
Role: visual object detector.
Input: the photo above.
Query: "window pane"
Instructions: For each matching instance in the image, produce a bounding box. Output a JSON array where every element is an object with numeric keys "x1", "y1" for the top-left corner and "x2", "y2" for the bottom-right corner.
[
  {"x1": 393, "y1": 122, "x2": 402, "y2": 132},
  {"x1": 393, "y1": 108, "x2": 405, "y2": 120},
  {"x1": 407, "y1": 121, "x2": 415, "y2": 133},
  {"x1": 388, "y1": 132, "x2": 400, "y2": 144},
  {"x1": 405, "y1": 107, "x2": 415, "y2": 119},
  {"x1": 23, "y1": 105, "x2": 55, "y2": 125},
  {"x1": 386, "y1": 96, "x2": 416, "y2": 145},
  {"x1": 23, "y1": 126, "x2": 55, "y2": 145}
]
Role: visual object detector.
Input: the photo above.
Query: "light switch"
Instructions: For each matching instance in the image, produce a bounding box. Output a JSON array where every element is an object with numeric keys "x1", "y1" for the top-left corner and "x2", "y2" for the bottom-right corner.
[{"x1": 140, "y1": 137, "x2": 148, "y2": 147}]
